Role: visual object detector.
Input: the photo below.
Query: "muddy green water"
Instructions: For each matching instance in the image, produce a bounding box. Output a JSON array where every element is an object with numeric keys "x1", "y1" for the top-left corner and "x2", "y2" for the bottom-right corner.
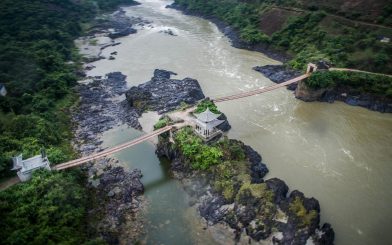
[{"x1": 88, "y1": 1, "x2": 392, "y2": 244}]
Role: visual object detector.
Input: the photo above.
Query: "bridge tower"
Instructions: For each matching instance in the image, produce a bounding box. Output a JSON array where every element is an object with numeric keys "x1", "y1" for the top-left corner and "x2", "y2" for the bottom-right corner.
[{"x1": 306, "y1": 63, "x2": 317, "y2": 74}]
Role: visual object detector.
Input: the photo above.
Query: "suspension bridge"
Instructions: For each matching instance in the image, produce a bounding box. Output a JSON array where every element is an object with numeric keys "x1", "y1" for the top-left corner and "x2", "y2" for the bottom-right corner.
[
  {"x1": 53, "y1": 70, "x2": 313, "y2": 171},
  {"x1": 53, "y1": 125, "x2": 174, "y2": 170}
]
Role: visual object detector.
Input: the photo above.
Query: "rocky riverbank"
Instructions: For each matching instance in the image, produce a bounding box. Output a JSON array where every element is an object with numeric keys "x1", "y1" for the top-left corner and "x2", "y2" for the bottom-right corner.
[
  {"x1": 72, "y1": 71, "x2": 146, "y2": 243},
  {"x1": 253, "y1": 65, "x2": 302, "y2": 91},
  {"x1": 155, "y1": 129, "x2": 334, "y2": 245},
  {"x1": 75, "y1": 7, "x2": 152, "y2": 63},
  {"x1": 254, "y1": 64, "x2": 392, "y2": 113},
  {"x1": 169, "y1": 3, "x2": 392, "y2": 114},
  {"x1": 295, "y1": 79, "x2": 392, "y2": 113}
]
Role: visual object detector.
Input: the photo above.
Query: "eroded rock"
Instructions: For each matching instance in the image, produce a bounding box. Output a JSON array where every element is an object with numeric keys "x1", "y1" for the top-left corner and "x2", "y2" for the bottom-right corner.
[{"x1": 125, "y1": 69, "x2": 205, "y2": 114}]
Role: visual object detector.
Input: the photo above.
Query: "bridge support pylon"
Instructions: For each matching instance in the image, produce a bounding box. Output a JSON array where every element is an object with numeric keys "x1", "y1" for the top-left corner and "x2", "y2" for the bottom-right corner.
[{"x1": 306, "y1": 63, "x2": 317, "y2": 74}]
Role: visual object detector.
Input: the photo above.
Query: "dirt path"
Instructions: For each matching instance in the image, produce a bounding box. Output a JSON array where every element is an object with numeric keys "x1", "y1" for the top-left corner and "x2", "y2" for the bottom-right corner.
[
  {"x1": 0, "y1": 177, "x2": 20, "y2": 191},
  {"x1": 330, "y1": 68, "x2": 392, "y2": 77},
  {"x1": 275, "y1": 6, "x2": 392, "y2": 31}
]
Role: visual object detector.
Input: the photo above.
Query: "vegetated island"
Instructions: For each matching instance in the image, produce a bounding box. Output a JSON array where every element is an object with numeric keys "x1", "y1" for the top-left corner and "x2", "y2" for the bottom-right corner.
[
  {"x1": 125, "y1": 69, "x2": 335, "y2": 244},
  {"x1": 168, "y1": 0, "x2": 392, "y2": 112}
]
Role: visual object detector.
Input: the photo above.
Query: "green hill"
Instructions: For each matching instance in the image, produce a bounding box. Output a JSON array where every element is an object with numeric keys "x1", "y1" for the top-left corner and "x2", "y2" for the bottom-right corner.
[{"x1": 174, "y1": 0, "x2": 392, "y2": 73}]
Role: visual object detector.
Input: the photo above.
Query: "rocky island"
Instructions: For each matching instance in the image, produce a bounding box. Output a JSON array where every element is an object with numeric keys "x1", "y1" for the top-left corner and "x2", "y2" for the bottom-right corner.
[{"x1": 121, "y1": 69, "x2": 335, "y2": 244}]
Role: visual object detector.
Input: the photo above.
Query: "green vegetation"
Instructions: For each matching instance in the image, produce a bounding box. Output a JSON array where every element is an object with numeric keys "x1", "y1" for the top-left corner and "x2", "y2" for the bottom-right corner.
[
  {"x1": 213, "y1": 160, "x2": 250, "y2": 201},
  {"x1": 173, "y1": 127, "x2": 274, "y2": 210},
  {"x1": 154, "y1": 117, "x2": 171, "y2": 130},
  {"x1": 305, "y1": 71, "x2": 392, "y2": 97},
  {"x1": 194, "y1": 99, "x2": 220, "y2": 114},
  {"x1": 0, "y1": 0, "x2": 137, "y2": 243},
  {"x1": 0, "y1": 170, "x2": 98, "y2": 244},
  {"x1": 289, "y1": 196, "x2": 318, "y2": 227},
  {"x1": 174, "y1": 127, "x2": 223, "y2": 170},
  {"x1": 174, "y1": 0, "x2": 392, "y2": 73},
  {"x1": 237, "y1": 182, "x2": 274, "y2": 201},
  {"x1": 0, "y1": 0, "x2": 136, "y2": 177}
]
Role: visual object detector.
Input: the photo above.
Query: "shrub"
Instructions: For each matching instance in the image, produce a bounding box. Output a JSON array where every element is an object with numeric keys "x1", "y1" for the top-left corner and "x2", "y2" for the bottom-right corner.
[
  {"x1": 154, "y1": 117, "x2": 170, "y2": 130},
  {"x1": 218, "y1": 137, "x2": 246, "y2": 161},
  {"x1": 305, "y1": 71, "x2": 335, "y2": 89},
  {"x1": 289, "y1": 197, "x2": 318, "y2": 227},
  {"x1": 174, "y1": 127, "x2": 223, "y2": 170},
  {"x1": 236, "y1": 182, "x2": 274, "y2": 203},
  {"x1": 305, "y1": 71, "x2": 392, "y2": 97},
  {"x1": 194, "y1": 99, "x2": 220, "y2": 114}
]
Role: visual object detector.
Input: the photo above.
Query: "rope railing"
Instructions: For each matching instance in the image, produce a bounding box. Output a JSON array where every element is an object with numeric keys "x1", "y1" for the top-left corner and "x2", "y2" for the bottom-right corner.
[{"x1": 54, "y1": 126, "x2": 173, "y2": 170}]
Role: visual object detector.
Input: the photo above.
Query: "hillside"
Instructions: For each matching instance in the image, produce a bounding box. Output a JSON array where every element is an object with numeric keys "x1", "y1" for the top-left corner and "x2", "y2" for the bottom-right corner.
[
  {"x1": 173, "y1": 0, "x2": 392, "y2": 74},
  {"x1": 0, "y1": 0, "x2": 137, "y2": 244}
]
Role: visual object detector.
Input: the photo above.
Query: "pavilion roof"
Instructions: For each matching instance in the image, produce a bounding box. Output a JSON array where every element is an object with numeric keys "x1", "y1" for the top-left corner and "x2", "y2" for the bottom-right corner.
[{"x1": 195, "y1": 108, "x2": 221, "y2": 123}]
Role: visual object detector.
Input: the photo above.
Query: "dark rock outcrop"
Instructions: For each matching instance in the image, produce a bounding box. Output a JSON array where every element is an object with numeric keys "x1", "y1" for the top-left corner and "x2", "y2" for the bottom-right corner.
[
  {"x1": 73, "y1": 69, "x2": 145, "y2": 243},
  {"x1": 109, "y1": 27, "x2": 137, "y2": 39},
  {"x1": 89, "y1": 8, "x2": 145, "y2": 39},
  {"x1": 315, "y1": 223, "x2": 335, "y2": 245},
  {"x1": 89, "y1": 166, "x2": 144, "y2": 243},
  {"x1": 125, "y1": 69, "x2": 205, "y2": 114},
  {"x1": 199, "y1": 196, "x2": 228, "y2": 224},
  {"x1": 243, "y1": 144, "x2": 269, "y2": 183},
  {"x1": 73, "y1": 72, "x2": 140, "y2": 154},
  {"x1": 295, "y1": 79, "x2": 392, "y2": 113},
  {"x1": 159, "y1": 28, "x2": 177, "y2": 36},
  {"x1": 156, "y1": 131, "x2": 333, "y2": 244},
  {"x1": 265, "y1": 178, "x2": 289, "y2": 204},
  {"x1": 216, "y1": 113, "x2": 231, "y2": 132},
  {"x1": 253, "y1": 65, "x2": 302, "y2": 90}
]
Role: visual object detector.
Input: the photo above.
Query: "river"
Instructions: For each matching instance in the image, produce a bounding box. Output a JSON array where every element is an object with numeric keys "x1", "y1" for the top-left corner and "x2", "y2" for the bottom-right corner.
[{"x1": 87, "y1": 0, "x2": 392, "y2": 244}]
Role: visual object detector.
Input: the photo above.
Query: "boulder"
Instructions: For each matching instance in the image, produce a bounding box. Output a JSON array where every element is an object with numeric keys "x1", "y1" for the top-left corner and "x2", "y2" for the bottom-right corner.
[
  {"x1": 199, "y1": 196, "x2": 227, "y2": 224},
  {"x1": 253, "y1": 65, "x2": 302, "y2": 90},
  {"x1": 243, "y1": 145, "x2": 269, "y2": 183},
  {"x1": 265, "y1": 178, "x2": 288, "y2": 204},
  {"x1": 314, "y1": 223, "x2": 335, "y2": 245},
  {"x1": 109, "y1": 27, "x2": 137, "y2": 39},
  {"x1": 125, "y1": 69, "x2": 205, "y2": 114}
]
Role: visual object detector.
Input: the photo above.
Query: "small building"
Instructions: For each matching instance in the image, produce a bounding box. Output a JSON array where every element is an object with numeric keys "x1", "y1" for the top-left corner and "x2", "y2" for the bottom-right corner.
[
  {"x1": 194, "y1": 108, "x2": 225, "y2": 141},
  {"x1": 380, "y1": 37, "x2": 391, "y2": 43},
  {"x1": 0, "y1": 83, "x2": 7, "y2": 96},
  {"x1": 11, "y1": 150, "x2": 51, "y2": 182}
]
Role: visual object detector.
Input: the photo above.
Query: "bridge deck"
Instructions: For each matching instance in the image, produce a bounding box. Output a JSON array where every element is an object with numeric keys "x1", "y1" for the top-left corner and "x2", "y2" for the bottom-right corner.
[
  {"x1": 54, "y1": 126, "x2": 173, "y2": 170},
  {"x1": 213, "y1": 73, "x2": 310, "y2": 103}
]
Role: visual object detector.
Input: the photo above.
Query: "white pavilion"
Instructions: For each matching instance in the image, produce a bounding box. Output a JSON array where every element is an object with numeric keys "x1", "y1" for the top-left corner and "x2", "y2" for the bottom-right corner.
[
  {"x1": 194, "y1": 108, "x2": 225, "y2": 141},
  {"x1": 11, "y1": 151, "x2": 51, "y2": 182}
]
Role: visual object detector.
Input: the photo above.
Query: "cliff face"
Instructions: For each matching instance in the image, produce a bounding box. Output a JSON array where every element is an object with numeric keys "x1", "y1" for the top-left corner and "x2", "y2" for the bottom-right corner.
[
  {"x1": 294, "y1": 79, "x2": 392, "y2": 112},
  {"x1": 295, "y1": 80, "x2": 329, "y2": 102}
]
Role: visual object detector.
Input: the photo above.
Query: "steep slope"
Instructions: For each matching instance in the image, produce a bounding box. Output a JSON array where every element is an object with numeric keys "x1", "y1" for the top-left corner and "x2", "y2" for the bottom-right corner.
[{"x1": 173, "y1": 0, "x2": 392, "y2": 73}]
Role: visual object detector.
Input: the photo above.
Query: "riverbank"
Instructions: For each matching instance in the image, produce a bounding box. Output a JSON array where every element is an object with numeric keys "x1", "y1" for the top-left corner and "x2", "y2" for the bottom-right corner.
[
  {"x1": 166, "y1": 3, "x2": 290, "y2": 63},
  {"x1": 70, "y1": 1, "x2": 392, "y2": 244},
  {"x1": 71, "y1": 7, "x2": 151, "y2": 243},
  {"x1": 72, "y1": 71, "x2": 145, "y2": 243},
  {"x1": 253, "y1": 65, "x2": 392, "y2": 113},
  {"x1": 168, "y1": 2, "x2": 392, "y2": 114}
]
